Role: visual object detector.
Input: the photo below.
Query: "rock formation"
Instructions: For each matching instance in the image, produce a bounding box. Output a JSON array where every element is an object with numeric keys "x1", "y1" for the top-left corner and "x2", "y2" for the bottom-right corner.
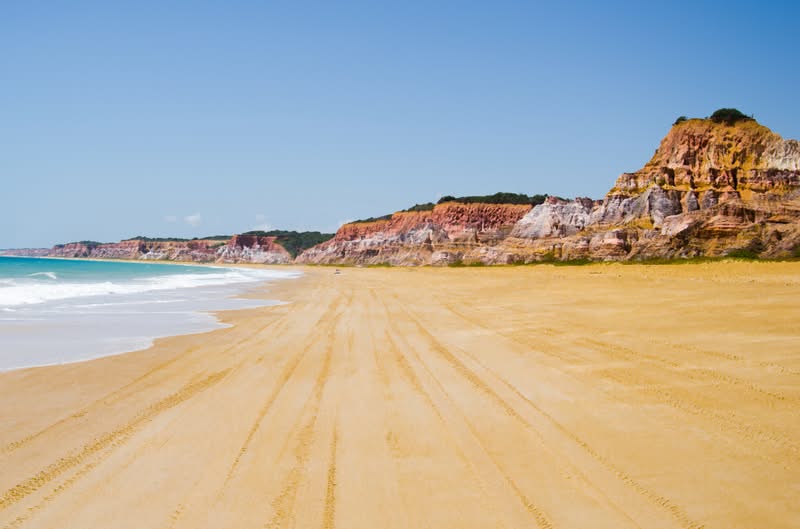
[
  {"x1": 297, "y1": 203, "x2": 532, "y2": 265},
  {"x1": 0, "y1": 248, "x2": 50, "y2": 257},
  {"x1": 216, "y1": 235, "x2": 292, "y2": 264},
  {"x1": 298, "y1": 116, "x2": 800, "y2": 264},
  {"x1": 6, "y1": 113, "x2": 799, "y2": 266},
  {"x1": 3, "y1": 237, "x2": 293, "y2": 264},
  {"x1": 496, "y1": 117, "x2": 800, "y2": 263}
]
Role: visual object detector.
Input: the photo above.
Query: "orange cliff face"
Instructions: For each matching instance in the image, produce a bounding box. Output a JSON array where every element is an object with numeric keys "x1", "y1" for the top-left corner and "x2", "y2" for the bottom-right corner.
[
  {"x1": 297, "y1": 117, "x2": 800, "y2": 265},
  {"x1": 12, "y1": 117, "x2": 799, "y2": 266},
  {"x1": 611, "y1": 119, "x2": 799, "y2": 196},
  {"x1": 297, "y1": 203, "x2": 532, "y2": 265},
  {"x1": 502, "y1": 119, "x2": 800, "y2": 261},
  {"x1": 331, "y1": 203, "x2": 532, "y2": 241}
]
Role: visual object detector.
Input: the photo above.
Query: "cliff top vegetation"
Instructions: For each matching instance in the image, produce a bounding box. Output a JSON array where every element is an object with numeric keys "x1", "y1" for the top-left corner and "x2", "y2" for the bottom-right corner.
[
  {"x1": 241, "y1": 230, "x2": 334, "y2": 258},
  {"x1": 352, "y1": 192, "x2": 554, "y2": 224},
  {"x1": 674, "y1": 108, "x2": 756, "y2": 127},
  {"x1": 123, "y1": 236, "x2": 232, "y2": 242},
  {"x1": 53, "y1": 240, "x2": 105, "y2": 248},
  {"x1": 437, "y1": 192, "x2": 550, "y2": 206}
]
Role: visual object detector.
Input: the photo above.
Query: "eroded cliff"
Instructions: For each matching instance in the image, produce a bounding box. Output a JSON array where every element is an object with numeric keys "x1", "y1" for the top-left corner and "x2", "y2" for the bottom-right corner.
[
  {"x1": 297, "y1": 203, "x2": 532, "y2": 265},
  {"x1": 298, "y1": 115, "x2": 800, "y2": 264},
  {"x1": 13, "y1": 237, "x2": 291, "y2": 264},
  {"x1": 496, "y1": 118, "x2": 800, "y2": 262},
  {"x1": 7, "y1": 113, "x2": 799, "y2": 266}
]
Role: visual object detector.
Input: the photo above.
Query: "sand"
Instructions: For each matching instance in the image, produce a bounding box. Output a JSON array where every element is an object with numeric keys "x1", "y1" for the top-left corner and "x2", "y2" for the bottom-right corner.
[{"x1": 0, "y1": 261, "x2": 798, "y2": 529}]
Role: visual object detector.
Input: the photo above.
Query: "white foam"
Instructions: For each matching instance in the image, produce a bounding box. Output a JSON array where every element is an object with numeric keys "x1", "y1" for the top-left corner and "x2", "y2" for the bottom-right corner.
[
  {"x1": 29, "y1": 271, "x2": 58, "y2": 280},
  {"x1": 0, "y1": 268, "x2": 299, "y2": 307},
  {"x1": 0, "y1": 268, "x2": 300, "y2": 371}
]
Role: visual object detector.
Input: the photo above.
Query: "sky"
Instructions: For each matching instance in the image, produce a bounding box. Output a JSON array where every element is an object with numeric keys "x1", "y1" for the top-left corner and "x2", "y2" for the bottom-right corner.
[{"x1": 2, "y1": 1, "x2": 799, "y2": 248}]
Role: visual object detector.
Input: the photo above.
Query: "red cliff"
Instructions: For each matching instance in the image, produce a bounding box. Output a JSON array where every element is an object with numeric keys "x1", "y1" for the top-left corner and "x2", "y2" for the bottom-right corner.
[
  {"x1": 298, "y1": 115, "x2": 800, "y2": 264},
  {"x1": 18, "y1": 237, "x2": 292, "y2": 264},
  {"x1": 297, "y1": 203, "x2": 531, "y2": 265}
]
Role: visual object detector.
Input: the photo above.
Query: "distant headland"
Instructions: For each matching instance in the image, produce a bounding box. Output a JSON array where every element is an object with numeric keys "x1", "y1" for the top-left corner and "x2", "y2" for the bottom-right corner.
[{"x1": 4, "y1": 110, "x2": 799, "y2": 265}]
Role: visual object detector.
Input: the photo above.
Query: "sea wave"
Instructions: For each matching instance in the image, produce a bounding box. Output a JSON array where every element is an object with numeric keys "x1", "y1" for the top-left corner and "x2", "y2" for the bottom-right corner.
[
  {"x1": 29, "y1": 271, "x2": 58, "y2": 280},
  {"x1": 0, "y1": 268, "x2": 299, "y2": 307}
]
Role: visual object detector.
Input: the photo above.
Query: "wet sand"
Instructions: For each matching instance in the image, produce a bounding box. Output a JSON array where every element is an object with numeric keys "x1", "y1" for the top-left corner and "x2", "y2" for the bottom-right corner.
[{"x1": 0, "y1": 262, "x2": 798, "y2": 529}]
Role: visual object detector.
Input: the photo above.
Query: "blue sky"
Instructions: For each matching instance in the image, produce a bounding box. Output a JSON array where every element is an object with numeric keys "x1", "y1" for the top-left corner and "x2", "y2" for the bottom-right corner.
[{"x1": 2, "y1": 1, "x2": 798, "y2": 248}]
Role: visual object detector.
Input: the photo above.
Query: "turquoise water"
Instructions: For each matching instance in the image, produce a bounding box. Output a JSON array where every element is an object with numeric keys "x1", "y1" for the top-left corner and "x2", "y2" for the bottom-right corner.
[
  {"x1": 0, "y1": 255, "x2": 218, "y2": 282},
  {"x1": 0, "y1": 257, "x2": 299, "y2": 370},
  {"x1": 0, "y1": 257, "x2": 227, "y2": 306}
]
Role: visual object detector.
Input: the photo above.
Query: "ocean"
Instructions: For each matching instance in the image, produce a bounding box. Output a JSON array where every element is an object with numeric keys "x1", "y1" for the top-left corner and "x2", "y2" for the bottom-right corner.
[{"x1": 0, "y1": 256, "x2": 299, "y2": 370}]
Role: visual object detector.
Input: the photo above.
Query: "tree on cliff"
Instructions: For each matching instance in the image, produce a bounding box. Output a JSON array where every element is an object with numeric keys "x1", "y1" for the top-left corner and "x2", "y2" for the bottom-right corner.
[
  {"x1": 708, "y1": 108, "x2": 754, "y2": 125},
  {"x1": 437, "y1": 192, "x2": 550, "y2": 206},
  {"x1": 241, "y1": 230, "x2": 334, "y2": 258}
]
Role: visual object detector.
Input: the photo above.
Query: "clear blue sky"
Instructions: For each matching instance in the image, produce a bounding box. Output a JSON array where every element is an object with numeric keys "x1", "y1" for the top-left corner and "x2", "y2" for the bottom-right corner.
[{"x1": 2, "y1": 1, "x2": 798, "y2": 248}]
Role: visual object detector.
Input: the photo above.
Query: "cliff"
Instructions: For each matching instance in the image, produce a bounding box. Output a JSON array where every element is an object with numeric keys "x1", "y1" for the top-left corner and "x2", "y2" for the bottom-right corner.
[
  {"x1": 296, "y1": 202, "x2": 532, "y2": 265},
  {"x1": 6, "y1": 112, "x2": 799, "y2": 266},
  {"x1": 497, "y1": 118, "x2": 800, "y2": 262},
  {"x1": 0, "y1": 248, "x2": 50, "y2": 257},
  {"x1": 216, "y1": 235, "x2": 292, "y2": 264},
  {"x1": 298, "y1": 114, "x2": 800, "y2": 264},
  {"x1": 2, "y1": 230, "x2": 336, "y2": 264},
  {"x1": 6, "y1": 237, "x2": 292, "y2": 264}
]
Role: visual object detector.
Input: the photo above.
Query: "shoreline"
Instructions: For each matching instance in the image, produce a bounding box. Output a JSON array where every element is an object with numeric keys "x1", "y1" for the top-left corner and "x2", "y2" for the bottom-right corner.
[
  {"x1": 11, "y1": 252, "x2": 800, "y2": 268},
  {"x1": 1, "y1": 262, "x2": 798, "y2": 528},
  {"x1": 0, "y1": 258, "x2": 304, "y2": 372}
]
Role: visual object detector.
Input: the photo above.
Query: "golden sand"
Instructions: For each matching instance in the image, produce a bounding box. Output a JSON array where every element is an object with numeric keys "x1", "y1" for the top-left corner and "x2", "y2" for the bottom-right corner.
[{"x1": 0, "y1": 262, "x2": 798, "y2": 528}]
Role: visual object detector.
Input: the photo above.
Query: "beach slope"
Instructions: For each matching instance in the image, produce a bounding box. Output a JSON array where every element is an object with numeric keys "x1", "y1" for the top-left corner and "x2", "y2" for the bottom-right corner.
[{"x1": 1, "y1": 263, "x2": 798, "y2": 528}]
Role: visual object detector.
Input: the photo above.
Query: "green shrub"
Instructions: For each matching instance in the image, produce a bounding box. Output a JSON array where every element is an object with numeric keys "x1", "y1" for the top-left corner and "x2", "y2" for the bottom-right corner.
[
  {"x1": 673, "y1": 115, "x2": 688, "y2": 125},
  {"x1": 448, "y1": 259, "x2": 487, "y2": 267},
  {"x1": 437, "y1": 192, "x2": 550, "y2": 206},
  {"x1": 552, "y1": 258, "x2": 593, "y2": 266},
  {"x1": 55, "y1": 240, "x2": 105, "y2": 248},
  {"x1": 726, "y1": 248, "x2": 760, "y2": 259},
  {"x1": 708, "y1": 108, "x2": 754, "y2": 125},
  {"x1": 241, "y1": 230, "x2": 335, "y2": 258},
  {"x1": 402, "y1": 202, "x2": 435, "y2": 212},
  {"x1": 352, "y1": 193, "x2": 554, "y2": 226},
  {"x1": 351, "y1": 214, "x2": 393, "y2": 224}
]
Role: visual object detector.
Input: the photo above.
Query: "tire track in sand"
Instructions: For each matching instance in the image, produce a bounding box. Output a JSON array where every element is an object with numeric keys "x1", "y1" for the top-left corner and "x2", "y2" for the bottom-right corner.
[
  {"x1": 443, "y1": 300, "x2": 796, "y2": 474},
  {"x1": 0, "y1": 370, "x2": 230, "y2": 519},
  {"x1": 0, "y1": 348, "x2": 197, "y2": 457},
  {"x1": 1, "y1": 309, "x2": 286, "y2": 457},
  {"x1": 376, "y1": 294, "x2": 556, "y2": 529},
  {"x1": 467, "y1": 349, "x2": 706, "y2": 529},
  {"x1": 388, "y1": 328, "x2": 556, "y2": 529},
  {"x1": 1, "y1": 281, "x2": 304, "y2": 458},
  {"x1": 576, "y1": 338, "x2": 800, "y2": 458},
  {"x1": 399, "y1": 302, "x2": 701, "y2": 529},
  {"x1": 322, "y1": 425, "x2": 338, "y2": 529},
  {"x1": 222, "y1": 332, "x2": 322, "y2": 485},
  {"x1": 265, "y1": 333, "x2": 336, "y2": 529},
  {"x1": 578, "y1": 337, "x2": 795, "y2": 404}
]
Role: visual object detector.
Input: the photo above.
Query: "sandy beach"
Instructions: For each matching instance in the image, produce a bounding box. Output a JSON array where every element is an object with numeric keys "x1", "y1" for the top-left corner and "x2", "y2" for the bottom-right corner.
[{"x1": 0, "y1": 261, "x2": 798, "y2": 529}]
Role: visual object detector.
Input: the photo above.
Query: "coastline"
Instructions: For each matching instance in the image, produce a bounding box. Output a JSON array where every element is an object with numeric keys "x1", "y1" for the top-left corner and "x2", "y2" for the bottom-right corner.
[
  {"x1": 0, "y1": 258, "x2": 304, "y2": 371},
  {"x1": 1, "y1": 262, "x2": 798, "y2": 528}
]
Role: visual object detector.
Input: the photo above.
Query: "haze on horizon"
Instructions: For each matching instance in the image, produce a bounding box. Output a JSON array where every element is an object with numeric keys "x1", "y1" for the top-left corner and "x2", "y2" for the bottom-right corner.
[{"x1": 2, "y1": 1, "x2": 798, "y2": 249}]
